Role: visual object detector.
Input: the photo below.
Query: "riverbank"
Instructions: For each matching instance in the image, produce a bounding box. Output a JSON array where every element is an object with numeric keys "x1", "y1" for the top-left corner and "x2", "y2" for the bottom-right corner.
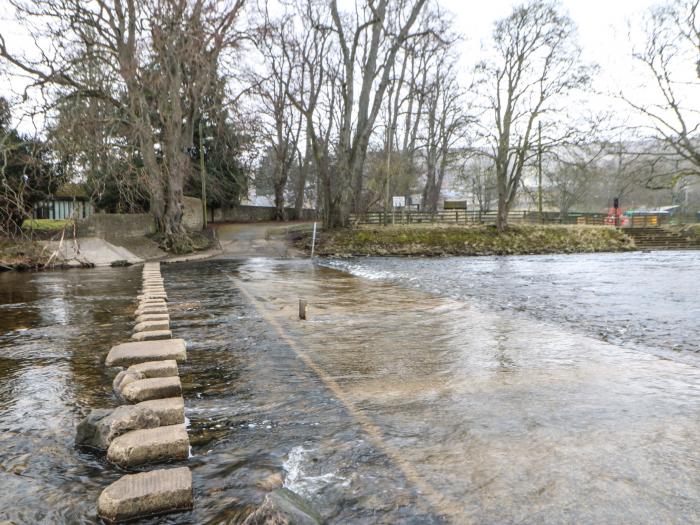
[
  {"x1": 297, "y1": 224, "x2": 636, "y2": 257},
  {"x1": 0, "y1": 229, "x2": 218, "y2": 271},
  {"x1": 0, "y1": 239, "x2": 50, "y2": 270}
]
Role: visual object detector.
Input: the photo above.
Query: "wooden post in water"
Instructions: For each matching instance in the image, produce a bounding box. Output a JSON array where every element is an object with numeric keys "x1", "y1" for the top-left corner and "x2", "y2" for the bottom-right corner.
[{"x1": 299, "y1": 299, "x2": 307, "y2": 320}]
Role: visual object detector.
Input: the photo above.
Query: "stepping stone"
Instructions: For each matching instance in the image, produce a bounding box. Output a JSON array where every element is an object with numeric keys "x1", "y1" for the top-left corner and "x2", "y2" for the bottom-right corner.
[
  {"x1": 135, "y1": 313, "x2": 170, "y2": 324},
  {"x1": 137, "y1": 397, "x2": 185, "y2": 425},
  {"x1": 133, "y1": 320, "x2": 170, "y2": 333},
  {"x1": 113, "y1": 370, "x2": 144, "y2": 393},
  {"x1": 105, "y1": 339, "x2": 187, "y2": 367},
  {"x1": 142, "y1": 286, "x2": 166, "y2": 292},
  {"x1": 138, "y1": 299, "x2": 167, "y2": 307},
  {"x1": 135, "y1": 306, "x2": 169, "y2": 316},
  {"x1": 136, "y1": 290, "x2": 168, "y2": 300},
  {"x1": 129, "y1": 360, "x2": 179, "y2": 378},
  {"x1": 121, "y1": 376, "x2": 182, "y2": 403},
  {"x1": 107, "y1": 424, "x2": 189, "y2": 467},
  {"x1": 97, "y1": 467, "x2": 192, "y2": 522},
  {"x1": 131, "y1": 329, "x2": 172, "y2": 342},
  {"x1": 138, "y1": 295, "x2": 168, "y2": 302},
  {"x1": 76, "y1": 405, "x2": 160, "y2": 450}
]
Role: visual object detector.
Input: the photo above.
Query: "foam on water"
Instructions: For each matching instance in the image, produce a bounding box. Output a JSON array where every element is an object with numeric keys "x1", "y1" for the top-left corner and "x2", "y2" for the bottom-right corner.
[{"x1": 283, "y1": 446, "x2": 348, "y2": 498}]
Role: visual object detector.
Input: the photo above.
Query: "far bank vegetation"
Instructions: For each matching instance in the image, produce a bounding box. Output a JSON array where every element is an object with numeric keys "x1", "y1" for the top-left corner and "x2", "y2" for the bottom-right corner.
[{"x1": 299, "y1": 225, "x2": 636, "y2": 257}]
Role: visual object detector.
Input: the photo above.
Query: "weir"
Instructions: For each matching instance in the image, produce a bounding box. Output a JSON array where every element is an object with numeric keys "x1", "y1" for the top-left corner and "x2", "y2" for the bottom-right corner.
[{"x1": 74, "y1": 262, "x2": 193, "y2": 522}]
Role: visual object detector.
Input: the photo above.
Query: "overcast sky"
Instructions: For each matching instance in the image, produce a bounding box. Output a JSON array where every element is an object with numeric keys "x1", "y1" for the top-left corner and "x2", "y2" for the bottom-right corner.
[{"x1": 0, "y1": 0, "x2": 663, "y2": 132}]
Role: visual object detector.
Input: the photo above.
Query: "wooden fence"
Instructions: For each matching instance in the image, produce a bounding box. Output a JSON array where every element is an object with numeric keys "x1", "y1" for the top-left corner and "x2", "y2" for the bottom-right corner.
[{"x1": 349, "y1": 210, "x2": 611, "y2": 226}]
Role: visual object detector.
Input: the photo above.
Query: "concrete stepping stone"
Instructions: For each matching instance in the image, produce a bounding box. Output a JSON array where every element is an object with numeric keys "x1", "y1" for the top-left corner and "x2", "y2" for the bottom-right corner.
[
  {"x1": 97, "y1": 467, "x2": 192, "y2": 522},
  {"x1": 107, "y1": 424, "x2": 189, "y2": 467},
  {"x1": 139, "y1": 293, "x2": 167, "y2": 299},
  {"x1": 131, "y1": 329, "x2": 172, "y2": 342},
  {"x1": 113, "y1": 361, "x2": 178, "y2": 395},
  {"x1": 133, "y1": 320, "x2": 170, "y2": 333},
  {"x1": 138, "y1": 294, "x2": 168, "y2": 308},
  {"x1": 139, "y1": 296, "x2": 166, "y2": 303},
  {"x1": 135, "y1": 313, "x2": 170, "y2": 324},
  {"x1": 76, "y1": 405, "x2": 160, "y2": 450},
  {"x1": 138, "y1": 295, "x2": 166, "y2": 306},
  {"x1": 137, "y1": 397, "x2": 185, "y2": 425},
  {"x1": 142, "y1": 286, "x2": 166, "y2": 292},
  {"x1": 113, "y1": 369, "x2": 144, "y2": 393},
  {"x1": 120, "y1": 376, "x2": 182, "y2": 403},
  {"x1": 130, "y1": 360, "x2": 179, "y2": 378},
  {"x1": 137, "y1": 297, "x2": 166, "y2": 303},
  {"x1": 105, "y1": 339, "x2": 186, "y2": 367},
  {"x1": 135, "y1": 305, "x2": 169, "y2": 316}
]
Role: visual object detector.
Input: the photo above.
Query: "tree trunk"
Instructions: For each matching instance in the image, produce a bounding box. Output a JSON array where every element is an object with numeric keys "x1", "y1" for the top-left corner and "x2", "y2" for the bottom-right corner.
[
  {"x1": 496, "y1": 170, "x2": 509, "y2": 232},
  {"x1": 294, "y1": 144, "x2": 310, "y2": 218},
  {"x1": 273, "y1": 168, "x2": 287, "y2": 221}
]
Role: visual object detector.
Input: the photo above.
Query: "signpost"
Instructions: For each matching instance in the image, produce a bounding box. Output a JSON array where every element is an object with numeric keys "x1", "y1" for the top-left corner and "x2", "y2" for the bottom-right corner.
[{"x1": 391, "y1": 196, "x2": 405, "y2": 225}]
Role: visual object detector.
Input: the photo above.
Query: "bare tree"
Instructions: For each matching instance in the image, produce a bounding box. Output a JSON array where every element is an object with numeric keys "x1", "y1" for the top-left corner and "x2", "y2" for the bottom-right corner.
[
  {"x1": 624, "y1": 0, "x2": 700, "y2": 187},
  {"x1": 545, "y1": 144, "x2": 605, "y2": 218},
  {"x1": 453, "y1": 156, "x2": 497, "y2": 214},
  {"x1": 284, "y1": 1, "x2": 338, "y2": 227},
  {"x1": 419, "y1": 53, "x2": 469, "y2": 212},
  {"x1": 250, "y1": 9, "x2": 303, "y2": 220},
  {"x1": 329, "y1": 0, "x2": 428, "y2": 223},
  {"x1": 476, "y1": 0, "x2": 591, "y2": 231},
  {"x1": 0, "y1": 0, "x2": 245, "y2": 249}
]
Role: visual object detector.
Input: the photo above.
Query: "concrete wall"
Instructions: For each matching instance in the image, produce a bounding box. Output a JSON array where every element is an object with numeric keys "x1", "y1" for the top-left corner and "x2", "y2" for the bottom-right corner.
[
  {"x1": 212, "y1": 205, "x2": 316, "y2": 223},
  {"x1": 182, "y1": 196, "x2": 204, "y2": 232},
  {"x1": 77, "y1": 213, "x2": 156, "y2": 239}
]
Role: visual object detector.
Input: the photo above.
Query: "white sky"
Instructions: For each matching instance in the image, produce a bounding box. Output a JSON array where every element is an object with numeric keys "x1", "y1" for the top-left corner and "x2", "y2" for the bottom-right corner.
[{"x1": 0, "y1": 0, "x2": 663, "y2": 132}]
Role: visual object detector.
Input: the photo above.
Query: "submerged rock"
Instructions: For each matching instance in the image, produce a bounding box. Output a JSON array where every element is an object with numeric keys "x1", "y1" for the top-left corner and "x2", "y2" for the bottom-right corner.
[
  {"x1": 75, "y1": 406, "x2": 160, "y2": 451},
  {"x1": 243, "y1": 488, "x2": 322, "y2": 525}
]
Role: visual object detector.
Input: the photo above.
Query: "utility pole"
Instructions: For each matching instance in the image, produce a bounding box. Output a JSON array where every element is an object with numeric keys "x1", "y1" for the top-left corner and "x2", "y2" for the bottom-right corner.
[
  {"x1": 537, "y1": 122, "x2": 543, "y2": 223},
  {"x1": 199, "y1": 119, "x2": 207, "y2": 229},
  {"x1": 384, "y1": 126, "x2": 393, "y2": 227}
]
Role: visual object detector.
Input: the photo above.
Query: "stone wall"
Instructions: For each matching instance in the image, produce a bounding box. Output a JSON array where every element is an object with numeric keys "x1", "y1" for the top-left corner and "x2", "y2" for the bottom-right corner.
[
  {"x1": 76, "y1": 213, "x2": 156, "y2": 239},
  {"x1": 212, "y1": 205, "x2": 316, "y2": 223}
]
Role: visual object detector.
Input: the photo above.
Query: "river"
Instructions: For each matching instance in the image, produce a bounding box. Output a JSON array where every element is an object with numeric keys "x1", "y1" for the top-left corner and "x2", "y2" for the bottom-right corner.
[{"x1": 0, "y1": 251, "x2": 698, "y2": 523}]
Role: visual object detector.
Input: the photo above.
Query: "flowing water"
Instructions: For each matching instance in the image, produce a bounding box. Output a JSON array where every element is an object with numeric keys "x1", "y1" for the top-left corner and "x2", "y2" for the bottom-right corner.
[{"x1": 0, "y1": 251, "x2": 698, "y2": 523}]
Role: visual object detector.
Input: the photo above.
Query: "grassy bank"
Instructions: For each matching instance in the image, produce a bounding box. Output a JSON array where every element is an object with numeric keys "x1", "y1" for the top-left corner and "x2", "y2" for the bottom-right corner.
[{"x1": 297, "y1": 224, "x2": 635, "y2": 257}]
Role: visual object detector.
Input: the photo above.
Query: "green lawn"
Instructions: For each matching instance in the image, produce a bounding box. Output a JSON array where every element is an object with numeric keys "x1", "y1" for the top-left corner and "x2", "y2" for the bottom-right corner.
[{"x1": 22, "y1": 219, "x2": 73, "y2": 231}]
